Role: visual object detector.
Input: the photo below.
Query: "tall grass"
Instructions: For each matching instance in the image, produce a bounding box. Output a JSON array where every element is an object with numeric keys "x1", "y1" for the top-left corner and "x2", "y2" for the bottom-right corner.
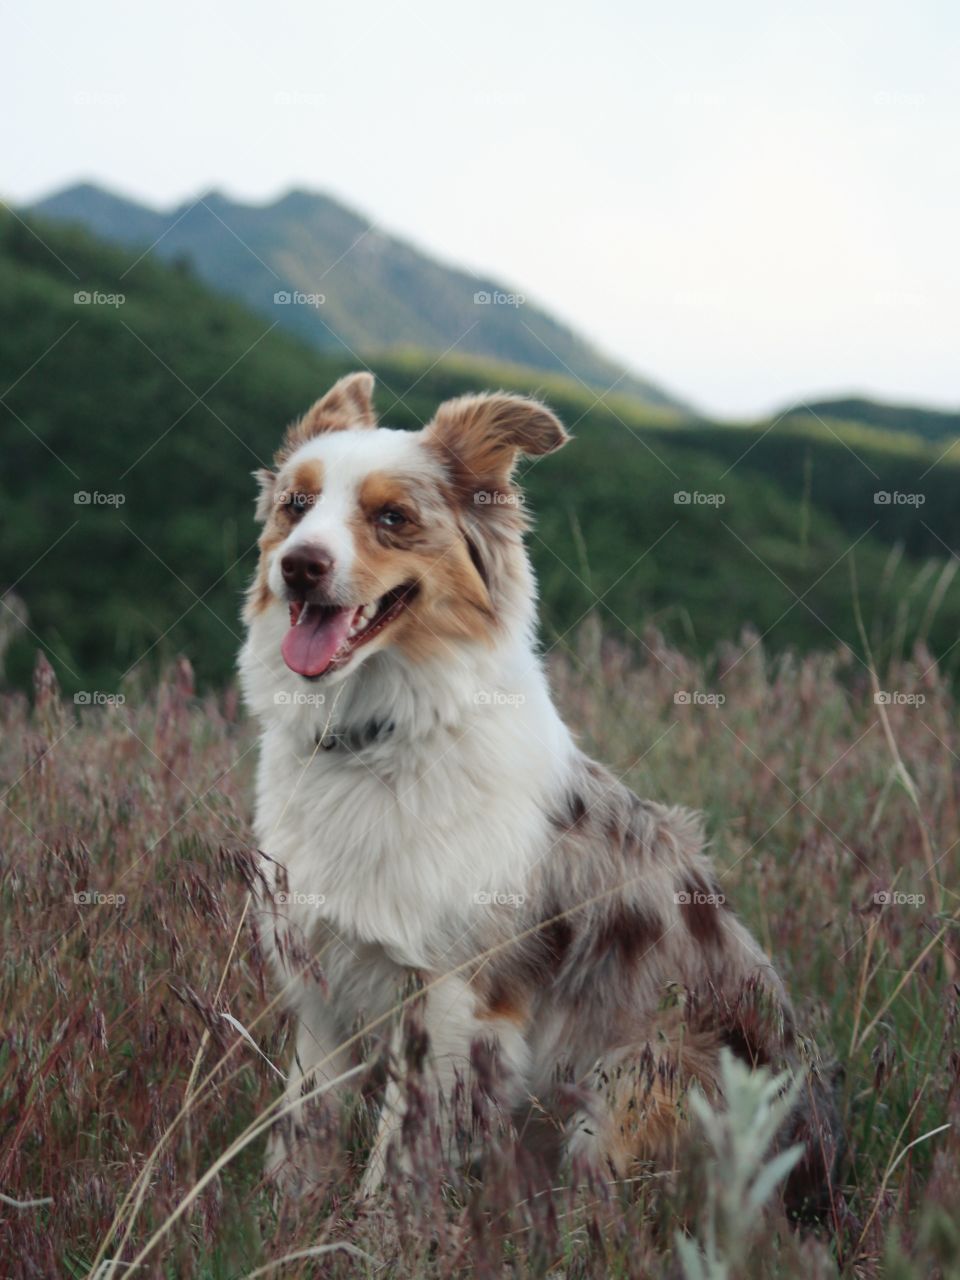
[{"x1": 0, "y1": 624, "x2": 957, "y2": 1277}]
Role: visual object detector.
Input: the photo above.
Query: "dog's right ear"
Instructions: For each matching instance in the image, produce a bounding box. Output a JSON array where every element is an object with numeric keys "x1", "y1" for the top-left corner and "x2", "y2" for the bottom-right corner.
[
  {"x1": 252, "y1": 467, "x2": 277, "y2": 523},
  {"x1": 425, "y1": 392, "x2": 569, "y2": 500},
  {"x1": 277, "y1": 371, "x2": 376, "y2": 461}
]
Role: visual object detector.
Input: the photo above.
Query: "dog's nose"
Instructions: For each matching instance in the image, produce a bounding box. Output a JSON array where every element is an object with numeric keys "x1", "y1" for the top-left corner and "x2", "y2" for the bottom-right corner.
[{"x1": 281, "y1": 547, "x2": 334, "y2": 594}]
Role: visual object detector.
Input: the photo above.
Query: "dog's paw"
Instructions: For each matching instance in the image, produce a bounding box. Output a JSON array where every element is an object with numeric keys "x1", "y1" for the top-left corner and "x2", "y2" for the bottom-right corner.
[{"x1": 265, "y1": 1121, "x2": 341, "y2": 1198}]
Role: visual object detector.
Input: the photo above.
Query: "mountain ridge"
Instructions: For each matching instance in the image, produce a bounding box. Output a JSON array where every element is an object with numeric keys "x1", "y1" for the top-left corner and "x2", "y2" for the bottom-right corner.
[
  {"x1": 28, "y1": 180, "x2": 685, "y2": 411},
  {"x1": 783, "y1": 395, "x2": 960, "y2": 445}
]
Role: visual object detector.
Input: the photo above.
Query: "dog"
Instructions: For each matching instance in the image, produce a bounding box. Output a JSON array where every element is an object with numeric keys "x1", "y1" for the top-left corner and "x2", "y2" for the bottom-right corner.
[{"x1": 239, "y1": 372, "x2": 840, "y2": 1209}]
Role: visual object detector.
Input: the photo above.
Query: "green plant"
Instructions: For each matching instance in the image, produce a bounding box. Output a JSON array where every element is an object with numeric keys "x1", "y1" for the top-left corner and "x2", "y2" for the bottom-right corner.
[{"x1": 675, "y1": 1051, "x2": 804, "y2": 1280}]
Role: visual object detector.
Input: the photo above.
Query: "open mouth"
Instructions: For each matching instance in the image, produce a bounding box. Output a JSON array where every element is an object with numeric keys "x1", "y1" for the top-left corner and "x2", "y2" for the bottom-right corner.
[{"x1": 280, "y1": 584, "x2": 417, "y2": 679}]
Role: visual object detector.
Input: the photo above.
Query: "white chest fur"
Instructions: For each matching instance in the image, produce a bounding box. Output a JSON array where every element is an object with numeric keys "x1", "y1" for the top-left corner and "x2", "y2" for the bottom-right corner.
[{"x1": 242, "y1": 622, "x2": 574, "y2": 971}]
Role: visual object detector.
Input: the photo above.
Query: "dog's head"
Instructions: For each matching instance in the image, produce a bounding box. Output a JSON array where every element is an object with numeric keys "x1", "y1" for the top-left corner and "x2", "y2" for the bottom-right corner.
[{"x1": 247, "y1": 372, "x2": 569, "y2": 682}]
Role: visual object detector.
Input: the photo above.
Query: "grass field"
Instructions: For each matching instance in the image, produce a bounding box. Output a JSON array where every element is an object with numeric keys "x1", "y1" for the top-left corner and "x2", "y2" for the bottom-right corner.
[{"x1": 1, "y1": 619, "x2": 958, "y2": 1278}]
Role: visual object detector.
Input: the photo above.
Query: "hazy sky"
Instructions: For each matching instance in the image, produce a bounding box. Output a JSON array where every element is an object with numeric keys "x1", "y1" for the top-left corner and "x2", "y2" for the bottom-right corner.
[{"x1": 3, "y1": 0, "x2": 958, "y2": 417}]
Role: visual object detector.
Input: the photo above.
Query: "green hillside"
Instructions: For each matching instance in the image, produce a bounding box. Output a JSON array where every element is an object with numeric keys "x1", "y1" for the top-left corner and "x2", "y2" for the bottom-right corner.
[
  {"x1": 655, "y1": 414, "x2": 960, "y2": 563},
  {"x1": 789, "y1": 395, "x2": 960, "y2": 445},
  {"x1": 2, "y1": 211, "x2": 959, "y2": 695},
  {"x1": 29, "y1": 182, "x2": 683, "y2": 410}
]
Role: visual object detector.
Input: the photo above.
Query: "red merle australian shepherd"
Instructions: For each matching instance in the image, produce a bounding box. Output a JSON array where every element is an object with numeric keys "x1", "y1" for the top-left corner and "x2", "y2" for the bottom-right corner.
[{"x1": 239, "y1": 372, "x2": 841, "y2": 1210}]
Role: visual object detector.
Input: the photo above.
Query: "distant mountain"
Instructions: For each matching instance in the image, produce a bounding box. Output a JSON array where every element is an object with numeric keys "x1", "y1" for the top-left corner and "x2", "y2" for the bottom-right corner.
[
  {"x1": 786, "y1": 396, "x2": 960, "y2": 444},
  {"x1": 28, "y1": 181, "x2": 684, "y2": 410}
]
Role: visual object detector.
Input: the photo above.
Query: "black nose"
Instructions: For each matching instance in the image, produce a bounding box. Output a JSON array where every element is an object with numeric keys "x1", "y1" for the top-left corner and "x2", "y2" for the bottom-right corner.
[{"x1": 281, "y1": 547, "x2": 334, "y2": 594}]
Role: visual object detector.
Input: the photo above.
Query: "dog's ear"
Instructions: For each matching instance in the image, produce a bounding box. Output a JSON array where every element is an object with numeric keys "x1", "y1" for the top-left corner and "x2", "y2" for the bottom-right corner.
[
  {"x1": 278, "y1": 372, "x2": 376, "y2": 459},
  {"x1": 425, "y1": 392, "x2": 569, "y2": 499},
  {"x1": 252, "y1": 467, "x2": 277, "y2": 523}
]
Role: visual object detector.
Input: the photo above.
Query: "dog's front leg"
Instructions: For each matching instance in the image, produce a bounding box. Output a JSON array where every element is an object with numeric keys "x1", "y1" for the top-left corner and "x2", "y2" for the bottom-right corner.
[
  {"x1": 267, "y1": 989, "x2": 351, "y2": 1193},
  {"x1": 360, "y1": 973, "x2": 530, "y2": 1196}
]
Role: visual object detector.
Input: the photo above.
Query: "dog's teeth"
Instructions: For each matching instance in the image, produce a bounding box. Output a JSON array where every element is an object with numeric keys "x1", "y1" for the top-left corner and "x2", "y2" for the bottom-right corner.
[{"x1": 361, "y1": 603, "x2": 377, "y2": 621}]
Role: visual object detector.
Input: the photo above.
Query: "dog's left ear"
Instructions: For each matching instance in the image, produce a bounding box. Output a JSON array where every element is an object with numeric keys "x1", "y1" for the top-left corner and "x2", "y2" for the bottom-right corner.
[
  {"x1": 278, "y1": 371, "x2": 377, "y2": 460},
  {"x1": 252, "y1": 467, "x2": 277, "y2": 523},
  {"x1": 425, "y1": 392, "x2": 569, "y2": 497}
]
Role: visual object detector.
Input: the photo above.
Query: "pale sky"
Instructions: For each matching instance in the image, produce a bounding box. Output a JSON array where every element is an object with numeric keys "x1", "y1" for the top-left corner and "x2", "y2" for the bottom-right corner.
[{"x1": 3, "y1": 0, "x2": 958, "y2": 418}]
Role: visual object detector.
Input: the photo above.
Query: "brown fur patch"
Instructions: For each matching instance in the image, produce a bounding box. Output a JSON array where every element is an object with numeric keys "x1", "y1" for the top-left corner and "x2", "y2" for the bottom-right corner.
[
  {"x1": 284, "y1": 459, "x2": 325, "y2": 504},
  {"x1": 476, "y1": 980, "x2": 529, "y2": 1026},
  {"x1": 552, "y1": 791, "x2": 589, "y2": 832},
  {"x1": 472, "y1": 907, "x2": 577, "y2": 1020},
  {"x1": 703, "y1": 977, "x2": 796, "y2": 1067},
  {"x1": 540, "y1": 912, "x2": 576, "y2": 963},
  {"x1": 247, "y1": 522, "x2": 286, "y2": 617},
  {"x1": 246, "y1": 460, "x2": 326, "y2": 618},
  {"x1": 277, "y1": 372, "x2": 376, "y2": 462},
  {"x1": 606, "y1": 1066, "x2": 686, "y2": 1175},
  {"x1": 592, "y1": 906, "x2": 665, "y2": 966},
  {"x1": 677, "y1": 871, "x2": 726, "y2": 947},
  {"x1": 425, "y1": 392, "x2": 568, "y2": 506},
  {"x1": 589, "y1": 1018, "x2": 727, "y2": 1176},
  {"x1": 394, "y1": 559, "x2": 495, "y2": 662},
  {"x1": 355, "y1": 472, "x2": 426, "y2": 536},
  {"x1": 346, "y1": 471, "x2": 495, "y2": 661},
  {"x1": 721, "y1": 1011, "x2": 774, "y2": 1068}
]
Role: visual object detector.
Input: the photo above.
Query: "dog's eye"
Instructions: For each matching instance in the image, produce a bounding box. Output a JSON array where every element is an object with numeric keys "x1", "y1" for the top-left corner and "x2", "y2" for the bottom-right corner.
[
  {"x1": 285, "y1": 492, "x2": 312, "y2": 517},
  {"x1": 376, "y1": 507, "x2": 407, "y2": 529}
]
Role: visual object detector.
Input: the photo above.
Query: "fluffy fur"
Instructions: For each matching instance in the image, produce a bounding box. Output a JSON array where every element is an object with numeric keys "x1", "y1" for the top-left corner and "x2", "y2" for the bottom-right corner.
[{"x1": 239, "y1": 373, "x2": 840, "y2": 1210}]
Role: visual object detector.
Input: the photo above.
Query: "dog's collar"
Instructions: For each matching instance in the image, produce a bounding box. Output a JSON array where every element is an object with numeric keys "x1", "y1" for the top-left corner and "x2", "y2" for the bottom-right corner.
[{"x1": 315, "y1": 718, "x2": 396, "y2": 754}]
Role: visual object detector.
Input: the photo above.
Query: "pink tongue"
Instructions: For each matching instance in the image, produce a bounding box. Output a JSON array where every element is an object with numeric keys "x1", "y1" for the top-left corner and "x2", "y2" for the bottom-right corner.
[{"x1": 281, "y1": 605, "x2": 358, "y2": 678}]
